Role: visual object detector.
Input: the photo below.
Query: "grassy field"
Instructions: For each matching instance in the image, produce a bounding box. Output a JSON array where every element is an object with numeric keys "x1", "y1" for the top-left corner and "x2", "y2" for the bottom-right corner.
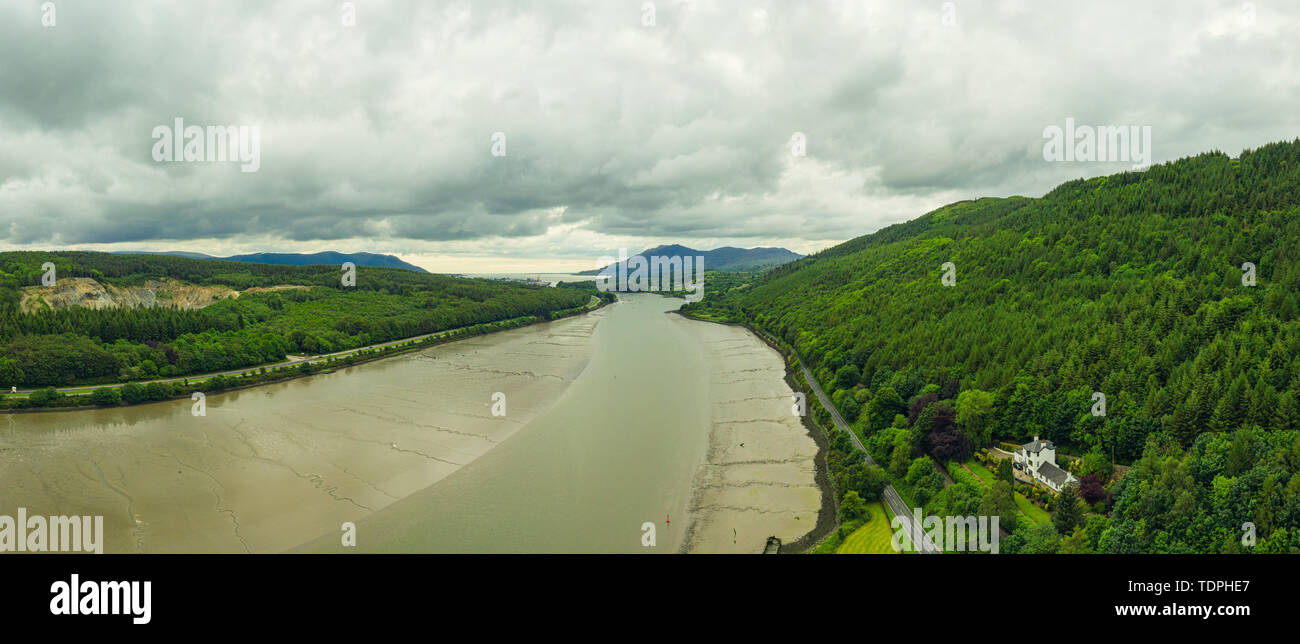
[{"x1": 837, "y1": 502, "x2": 906, "y2": 554}]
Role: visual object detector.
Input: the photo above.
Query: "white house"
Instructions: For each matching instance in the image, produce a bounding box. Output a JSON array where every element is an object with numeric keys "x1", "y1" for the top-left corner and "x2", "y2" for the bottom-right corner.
[{"x1": 1014, "y1": 435, "x2": 1077, "y2": 493}]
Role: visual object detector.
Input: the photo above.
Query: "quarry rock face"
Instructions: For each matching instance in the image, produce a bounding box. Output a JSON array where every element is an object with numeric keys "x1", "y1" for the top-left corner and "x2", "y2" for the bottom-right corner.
[{"x1": 19, "y1": 277, "x2": 239, "y2": 312}]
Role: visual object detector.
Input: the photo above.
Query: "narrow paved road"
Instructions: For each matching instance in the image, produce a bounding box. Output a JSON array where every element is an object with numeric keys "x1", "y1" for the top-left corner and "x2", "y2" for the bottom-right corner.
[
  {"x1": 11, "y1": 329, "x2": 456, "y2": 396},
  {"x1": 794, "y1": 356, "x2": 941, "y2": 554}
]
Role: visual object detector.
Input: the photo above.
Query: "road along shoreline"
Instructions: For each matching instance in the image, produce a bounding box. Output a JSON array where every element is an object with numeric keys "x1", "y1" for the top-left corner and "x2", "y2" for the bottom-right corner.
[{"x1": 2, "y1": 296, "x2": 607, "y2": 414}]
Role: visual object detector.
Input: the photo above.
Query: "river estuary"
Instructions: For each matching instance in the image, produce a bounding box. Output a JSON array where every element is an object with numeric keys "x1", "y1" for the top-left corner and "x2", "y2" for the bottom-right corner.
[{"x1": 0, "y1": 295, "x2": 824, "y2": 553}]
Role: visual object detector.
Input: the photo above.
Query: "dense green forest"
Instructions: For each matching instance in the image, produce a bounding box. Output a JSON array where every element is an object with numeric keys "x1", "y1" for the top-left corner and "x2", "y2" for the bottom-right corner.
[
  {"x1": 685, "y1": 138, "x2": 1300, "y2": 553},
  {"x1": 0, "y1": 251, "x2": 600, "y2": 388}
]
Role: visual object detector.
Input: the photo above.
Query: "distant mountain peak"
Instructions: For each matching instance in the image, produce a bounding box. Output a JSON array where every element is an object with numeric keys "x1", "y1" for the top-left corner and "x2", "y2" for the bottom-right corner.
[{"x1": 578, "y1": 245, "x2": 802, "y2": 275}]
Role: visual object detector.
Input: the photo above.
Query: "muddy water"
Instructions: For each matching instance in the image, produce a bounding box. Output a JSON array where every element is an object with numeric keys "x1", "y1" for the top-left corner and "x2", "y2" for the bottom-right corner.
[{"x1": 1, "y1": 294, "x2": 822, "y2": 553}]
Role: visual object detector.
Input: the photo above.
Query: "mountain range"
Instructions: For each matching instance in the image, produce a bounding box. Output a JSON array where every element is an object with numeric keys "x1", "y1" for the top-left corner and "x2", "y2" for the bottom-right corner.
[{"x1": 576, "y1": 244, "x2": 802, "y2": 275}]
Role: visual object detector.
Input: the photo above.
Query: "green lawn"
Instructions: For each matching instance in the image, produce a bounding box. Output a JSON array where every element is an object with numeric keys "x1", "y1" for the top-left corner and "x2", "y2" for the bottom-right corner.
[
  {"x1": 837, "y1": 502, "x2": 907, "y2": 554},
  {"x1": 964, "y1": 459, "x2": 997, "y2": 487},
  {"x1": 965, "y1": 458, "x2": 1050, "y2": 526},
  {"x1": 1015, "y1": 493, "x2": 1051, "y2": 525}
]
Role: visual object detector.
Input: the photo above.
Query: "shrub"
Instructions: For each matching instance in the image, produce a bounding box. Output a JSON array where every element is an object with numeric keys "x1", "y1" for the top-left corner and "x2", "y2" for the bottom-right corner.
[
  {"x1": 838, "y1": 491, "x2": 870, "y2": 522},
  {"x1": 29, "y1": 387, "x2": 62, "y2": 406},
  {"x1": 121, "y1": 383, "x2": 147, "y2": 404},
  {"x1": 144, "y1": 381, "x2": 172, "y2": 401},
  {"x1": 90, "y1": 387, "x2": 122, "y2": 406}
]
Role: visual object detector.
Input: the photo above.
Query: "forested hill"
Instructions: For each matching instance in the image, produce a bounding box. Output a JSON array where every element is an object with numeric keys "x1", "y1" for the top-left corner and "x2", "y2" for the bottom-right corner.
[
  {"x1": 0, "y1": 251, "x2": 597, "y2": 388},
  {"x1": 683, "y1": 139, "x2": 1300, "y2": 553}
]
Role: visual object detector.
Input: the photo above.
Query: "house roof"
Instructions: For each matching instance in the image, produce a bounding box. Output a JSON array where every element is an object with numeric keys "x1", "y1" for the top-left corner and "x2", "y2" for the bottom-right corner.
[
  {"x1": 1038, "y1": 461, "x2": 1072, "y2": 486},
  {"x1": 1022, "y1": 438, "x2": 1054, "y2": 454}
]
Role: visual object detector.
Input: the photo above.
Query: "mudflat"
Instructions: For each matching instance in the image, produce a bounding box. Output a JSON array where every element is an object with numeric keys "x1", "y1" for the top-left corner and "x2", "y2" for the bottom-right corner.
[
  {"x1": 0, "y1": 310, "x2": 602, "y2": 553},
  {"x1": 670, "y1": 316, "x2": 824, "y2": 553}
]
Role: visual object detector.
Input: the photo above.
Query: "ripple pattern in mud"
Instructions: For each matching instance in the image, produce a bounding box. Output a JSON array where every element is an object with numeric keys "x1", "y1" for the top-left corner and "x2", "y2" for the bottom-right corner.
[
  {"x1": 673, "y1": 329, "x2": 824, "y2": 553},
  {"x1": 0, "y1": 312, "x2": 602, "y2": 553}
]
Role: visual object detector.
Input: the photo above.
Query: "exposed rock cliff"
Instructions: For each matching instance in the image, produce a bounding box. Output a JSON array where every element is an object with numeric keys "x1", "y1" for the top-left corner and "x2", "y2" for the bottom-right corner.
[{"x1": 18, "y1": 278, "x2": 308, "y2": 312}]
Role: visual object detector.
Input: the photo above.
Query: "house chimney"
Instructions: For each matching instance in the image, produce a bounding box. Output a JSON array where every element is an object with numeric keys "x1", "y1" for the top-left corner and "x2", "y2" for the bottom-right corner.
[{"x1": 1033, "y1": 435, "x2": 1039, "y2": 443}]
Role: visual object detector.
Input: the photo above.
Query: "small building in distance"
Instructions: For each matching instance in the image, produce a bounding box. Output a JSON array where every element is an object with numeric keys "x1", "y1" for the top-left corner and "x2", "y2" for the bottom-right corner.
[{"x1": 1014, "y1": 435, "x2": 1078, "y2": 493}]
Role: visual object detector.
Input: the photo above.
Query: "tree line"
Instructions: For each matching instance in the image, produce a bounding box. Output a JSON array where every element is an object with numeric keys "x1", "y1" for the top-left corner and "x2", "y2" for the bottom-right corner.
[{"x1": 0, "y1": 252, "x2": 597, "y2": 387}]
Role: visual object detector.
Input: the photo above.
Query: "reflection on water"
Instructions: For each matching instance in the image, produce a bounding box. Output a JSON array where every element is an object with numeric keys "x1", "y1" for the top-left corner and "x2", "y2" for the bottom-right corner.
[{"x1": 300, "y1": 294, "x2": 712, "y2": 553}]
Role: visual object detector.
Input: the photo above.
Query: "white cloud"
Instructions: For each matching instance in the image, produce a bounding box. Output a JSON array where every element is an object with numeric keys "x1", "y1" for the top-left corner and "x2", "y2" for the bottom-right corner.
[{"x1": 0, "y1": 0, "x2": 1297, "y2": 270}]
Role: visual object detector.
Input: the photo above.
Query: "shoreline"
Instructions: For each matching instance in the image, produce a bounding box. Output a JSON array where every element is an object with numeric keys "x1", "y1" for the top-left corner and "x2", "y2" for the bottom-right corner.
[
  {"x1": 670, "y1": 308, "x2": 837, "y2": 554},
  {"x1": 2, "y1": 297, "x2": 608, "y2": 414},
  {"x1": 1, "y1": 305, "x2": 609, "y2": 553},
  {"x1": 4, "y1": 294, "x2": 824, "y2": 554},
  {"x1": 671, "y1": 310, "x2": 837, "y2": 553}
]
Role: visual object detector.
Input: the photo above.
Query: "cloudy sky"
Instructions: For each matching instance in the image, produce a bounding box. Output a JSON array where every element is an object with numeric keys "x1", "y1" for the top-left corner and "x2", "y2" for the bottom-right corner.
[{"x1": 2, "y1": 0, "x2": 1298, "y2": 272}]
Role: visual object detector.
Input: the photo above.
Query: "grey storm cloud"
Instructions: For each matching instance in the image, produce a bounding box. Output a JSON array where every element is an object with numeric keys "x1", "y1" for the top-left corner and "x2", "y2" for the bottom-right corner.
[{"x1": 1, "y1": 0, "x2": 1299, "y2": 260}]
